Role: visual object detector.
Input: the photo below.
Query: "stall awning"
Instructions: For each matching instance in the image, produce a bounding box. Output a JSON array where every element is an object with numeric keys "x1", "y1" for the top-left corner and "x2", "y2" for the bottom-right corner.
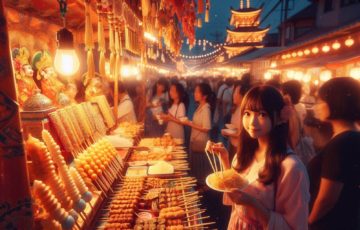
[
  {"x1": 278, "y1": 49, "x2": 360, "y2": 69},
  {"x1": 223, "y1": 47, "x2": 283, "y2": 66}
]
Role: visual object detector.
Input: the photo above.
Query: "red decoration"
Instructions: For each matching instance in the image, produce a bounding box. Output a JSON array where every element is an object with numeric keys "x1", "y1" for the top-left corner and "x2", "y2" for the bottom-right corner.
[{"x1": 198, "y1": 0, "x2": 204, "y2": 14}]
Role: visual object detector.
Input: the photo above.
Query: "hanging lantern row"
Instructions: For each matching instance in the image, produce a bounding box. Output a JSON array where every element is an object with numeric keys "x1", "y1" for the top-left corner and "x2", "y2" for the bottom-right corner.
[
  {"x1": 182, "y1": 51, "x2": 224, "y2": 65},
  {"x1": 183, "y1": 39, "x2": 230, "y2": 48},
  {"x1": 180, "y1": 48, "x2": 221, "y2": 59},
  {"x1": 281, "y1": 36, "x2": 356, "y2": 60}
]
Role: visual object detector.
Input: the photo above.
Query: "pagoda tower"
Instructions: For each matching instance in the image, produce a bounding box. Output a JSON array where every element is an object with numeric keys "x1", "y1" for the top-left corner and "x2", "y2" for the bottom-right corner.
[{"x1": 224, "y1": 0, "x2": 269, "y2": 58}]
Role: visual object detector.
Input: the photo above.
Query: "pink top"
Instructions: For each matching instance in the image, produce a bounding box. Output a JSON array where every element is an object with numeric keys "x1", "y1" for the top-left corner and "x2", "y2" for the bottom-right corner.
[{"x1": 224, "y1": 155, "x2": 310, "y2": 230}]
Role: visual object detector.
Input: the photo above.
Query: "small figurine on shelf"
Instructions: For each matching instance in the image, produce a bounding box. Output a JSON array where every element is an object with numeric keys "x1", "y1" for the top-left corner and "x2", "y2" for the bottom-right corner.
[
  {"x1": 63, "y1": 82, "x2": 78, "y2": 104},
  {"x1": 32, "y1": 50, "x2": 65, "y2": 105},
  {"x1": 84, "y1": 76, "x2": 108, "y2": 101},
  {"x1": 12, "y1": 47, "x2": 38, "y2": 107}
]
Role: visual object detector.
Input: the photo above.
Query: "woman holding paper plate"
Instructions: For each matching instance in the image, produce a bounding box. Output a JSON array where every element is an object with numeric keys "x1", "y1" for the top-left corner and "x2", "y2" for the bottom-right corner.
[
  {"x1": 159, "y1": 82, "x2": 188, "y2": 142},
  {"x1": 212, "y1": 85, "x2": 310, "y2": 230},
  {"x1": 182, "y1": 83, "x2": 215, "y2": 185}
]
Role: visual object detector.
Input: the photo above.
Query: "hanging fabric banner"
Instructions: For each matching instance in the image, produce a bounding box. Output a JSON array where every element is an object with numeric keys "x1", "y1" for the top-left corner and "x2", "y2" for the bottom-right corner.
[
  {"x1": 205, "y1": 0, "x2": 210, "y2": 22},
  {"x1": 97, "y1": 12, "x2": 106, "y2": 77},
  {"x1": 108, "y1": 15, "x2": 116, "y2": 78},
  {"x1": 198, "y1": 0, "x2": 204, "y2": 14},
  {"x1": 84, "y1": 0, "x2": 95, "y2": 86}
]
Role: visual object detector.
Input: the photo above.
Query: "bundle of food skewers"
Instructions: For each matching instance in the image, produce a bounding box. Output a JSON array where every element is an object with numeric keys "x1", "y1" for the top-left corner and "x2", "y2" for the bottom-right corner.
[
  {"x1": 204, "y1": 141, "x2": 249, "y2": 192},
  {"x1": 98, "y1": 176, "x2": 215, "y2": 229}
]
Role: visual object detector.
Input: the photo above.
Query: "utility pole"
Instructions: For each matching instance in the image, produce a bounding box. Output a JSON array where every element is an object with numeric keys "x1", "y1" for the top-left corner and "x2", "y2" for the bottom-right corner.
[{"x1": 281, "y1": 0, "x2": 289, "y2": 46}]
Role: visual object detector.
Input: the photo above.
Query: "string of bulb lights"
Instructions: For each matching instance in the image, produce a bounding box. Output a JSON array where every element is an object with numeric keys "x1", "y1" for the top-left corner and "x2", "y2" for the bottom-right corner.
[{"x1": 281, "y1": 36, "x2": 355, "y2": 60}]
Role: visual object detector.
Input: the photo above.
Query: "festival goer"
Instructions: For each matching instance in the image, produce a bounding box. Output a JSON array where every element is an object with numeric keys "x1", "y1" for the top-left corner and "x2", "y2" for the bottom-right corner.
[
  {"x1": 160, "y1": 82, "x2": 188, "y2": 142},
  {"x1": 214, "y1": 78, "x2": 233, "y2": 141},
  {"x1": 145, "y1": 77, "x2": 169, "y2": 137},
  {"x1": 282, "y1": 80, "x2": 316, "y2": 164},
  {"x1": 117, "y1": 82, "x2": 137, "y2": 123},
  {"x1": 182, "y1": 83, "x2": 214, "y2": 184},
  {"x1": 282, "y1": 80, "x2": 307, "y2": 125},
  {"x1": 213, "y1": 85, "x2": 310, "y2": 230},
  {"x1": 221, "y1": 80, "x2": 251, "y2": 160},
  {"x1": 308, "y1": 77, "x2": 360, "y2": 230}
]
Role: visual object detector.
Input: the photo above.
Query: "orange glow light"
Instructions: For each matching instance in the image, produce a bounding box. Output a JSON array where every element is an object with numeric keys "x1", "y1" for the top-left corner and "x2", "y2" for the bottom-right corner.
[
  {"x1": 312, "y1": 47, "x2": 319, "y2": 54},
  {"x1": 332, "y1": 41, "x2": 341, "y2": 50},
  {"x1": 322, "y1": 44, "x2": 330, "y2": 53},
  {"x1": 345, "y1": 37, "x2": 354, "y2": 47}
]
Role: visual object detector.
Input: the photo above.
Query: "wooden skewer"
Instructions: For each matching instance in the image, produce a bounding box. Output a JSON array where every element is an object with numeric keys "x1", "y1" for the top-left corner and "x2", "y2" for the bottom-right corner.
[
  {"x1": 186, "y1": 221, "x2": 216, "y2": 229},
  {"x1": 186, "y1": 210, "x2": 206, "y2": 218},
  {"x1": 204, "y1": 149, "x2": 217, "y2": 173},
  {"x1": 188, "y1": 215, "x2": 210, "y2": 222}
]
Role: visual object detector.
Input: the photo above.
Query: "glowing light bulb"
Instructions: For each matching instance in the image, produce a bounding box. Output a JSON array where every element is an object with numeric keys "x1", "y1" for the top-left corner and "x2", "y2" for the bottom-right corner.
[
  {"x1": 332, "y1": 41, "x2": 341, "y2": 50},
  {"x1": 320, "y1": 70, "x2": 332, "y2": 82},
  {"x1": 322, "y1": 44, "x2": 330, "y2": 53},
  {"x1": 312, "y1": 47, "x2": 319, "y2": 54},
  {"x1": 303, "y1": 74, "x2": 311, "y2": 83},
  {"x1": 349, "y1": 67, "x2": 360, "y2": 80},
  {"x1": 264, "y1": 72, "x2": 272, "y2": 80},
  {"x1": 304, "y1": 49, "x2": 310, "y2": 55},
  {"x1": 345, "y1": 37, "x2": 354, "y2": 47},
  {"x1": 54, "y1": 49, "x2": 80, "y2": 76}
]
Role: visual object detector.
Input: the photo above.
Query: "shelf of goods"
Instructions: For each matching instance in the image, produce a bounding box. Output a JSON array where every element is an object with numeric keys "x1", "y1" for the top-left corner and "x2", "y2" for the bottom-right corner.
[
  {"x1": 26, "y1": 95, "x2": 143, "y2": 229},
  {"x1": 26, "y1": 95, "x2": 213, "y2": 229},
  {"x1": 96, "y1": 134, "x2": 215, "y2": 230}
]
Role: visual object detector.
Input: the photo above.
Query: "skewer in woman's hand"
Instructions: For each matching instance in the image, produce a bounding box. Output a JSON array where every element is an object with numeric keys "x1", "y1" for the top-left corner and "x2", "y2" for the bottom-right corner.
[{"x1": 211, "y1": 143, "x2": 229, "y2": 158}]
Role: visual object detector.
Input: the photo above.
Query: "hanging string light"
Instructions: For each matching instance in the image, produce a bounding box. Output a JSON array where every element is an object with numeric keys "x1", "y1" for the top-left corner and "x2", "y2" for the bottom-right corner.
[{"x1": 54, "y1": 0, "x2": 80, "y2": 77}]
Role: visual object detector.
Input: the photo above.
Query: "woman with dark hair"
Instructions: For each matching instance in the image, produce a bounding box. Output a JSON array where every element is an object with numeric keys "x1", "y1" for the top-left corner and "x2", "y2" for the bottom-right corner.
[
  {"x1": 159, "y1": 82, "x2": 188, "y2": 142},
  {"x1": 182, "y1": 83, "x2": 215, "y2": 183},
  {"x1": 308, "y1": 77, "x2": 360, "y2": 230},
  {"x1": 144, "y1": 77, "x2": 169, "y2": 137},
  {"x1": 221, "y1": 80, "x2": 251, "y2": 160},
  {"x1": 213, "y1": 85, "x2": 310, "y2": 229}
]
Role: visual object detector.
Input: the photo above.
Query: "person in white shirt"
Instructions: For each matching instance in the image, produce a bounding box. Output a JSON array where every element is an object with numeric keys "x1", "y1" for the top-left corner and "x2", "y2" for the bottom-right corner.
[
  {"x1": 160, "y1": 82, "x2": 187, "y2": 142},
  {"x1": 117, "y1": 82, "x2": 137, "y2": 123},
  {"x1": 182, "y1": 83, "x2": 215, "y2": 184}
]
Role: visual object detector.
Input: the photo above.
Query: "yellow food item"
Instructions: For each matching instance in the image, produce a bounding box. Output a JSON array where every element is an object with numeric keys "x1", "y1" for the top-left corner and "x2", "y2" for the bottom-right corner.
[{"x1": 207, "y1": 169, "x2": 248, "y2": 191}]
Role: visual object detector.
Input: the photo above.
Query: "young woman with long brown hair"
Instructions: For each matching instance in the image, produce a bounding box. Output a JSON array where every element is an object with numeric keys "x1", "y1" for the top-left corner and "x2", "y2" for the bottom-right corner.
[{"x1": 213, "y1": 85, "x2": 310, "y2": 229}]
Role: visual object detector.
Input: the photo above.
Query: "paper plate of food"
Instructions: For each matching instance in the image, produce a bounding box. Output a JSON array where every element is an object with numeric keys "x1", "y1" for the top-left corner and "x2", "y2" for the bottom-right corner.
[{"x1": 206, "y1": 168, "x2": 249, "y2": 192}]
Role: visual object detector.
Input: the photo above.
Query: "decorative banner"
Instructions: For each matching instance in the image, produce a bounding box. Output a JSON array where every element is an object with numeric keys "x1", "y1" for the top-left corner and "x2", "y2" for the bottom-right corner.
[
  {"x1": 97, "y1": 12, "x2": 106, "y2": 77},
  {"x1": 84, "y1": 0, "x2": 95, "y2": 86},
  {"x1": 205, "y1": 0, "x2": 210, "y2": 22},
  {"x1": 198, "y1": 0, "x2": 204, "y2": 14},
  {"x1": 108, "y1": 15, "x2": 116, "y2": 78},
  {"x1": 141, "y1": 0, "x2": 151, "y2": 17}
]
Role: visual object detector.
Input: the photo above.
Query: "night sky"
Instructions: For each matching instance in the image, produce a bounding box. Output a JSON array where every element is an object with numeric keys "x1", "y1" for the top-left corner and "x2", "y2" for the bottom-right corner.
[{"x1": 181, "y1": 0, "x2": 311, "y2": 55}]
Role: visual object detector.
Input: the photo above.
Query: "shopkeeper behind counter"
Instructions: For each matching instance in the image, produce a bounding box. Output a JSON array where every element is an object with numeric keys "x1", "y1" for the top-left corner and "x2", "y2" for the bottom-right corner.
[{"x1": 117, "y1": 82, "x2": 137, "y2": 123}]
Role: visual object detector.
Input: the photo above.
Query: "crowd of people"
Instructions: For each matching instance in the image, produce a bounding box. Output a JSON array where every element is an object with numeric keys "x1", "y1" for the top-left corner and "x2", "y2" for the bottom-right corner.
[{"x1": 112, "y1": 74, "x2": 360, "y2": 230}]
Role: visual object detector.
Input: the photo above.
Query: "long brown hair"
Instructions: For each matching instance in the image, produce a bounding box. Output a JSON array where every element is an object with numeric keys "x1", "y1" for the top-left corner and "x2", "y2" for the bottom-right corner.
[{"x1": 234, "y1": 86, "x2": 289, "y2": 185}]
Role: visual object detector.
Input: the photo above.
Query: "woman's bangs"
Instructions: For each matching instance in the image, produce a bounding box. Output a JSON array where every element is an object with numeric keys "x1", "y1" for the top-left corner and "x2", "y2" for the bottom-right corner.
[{"x1": 242, "y1": 93, "x2": 263, "y2": 113}]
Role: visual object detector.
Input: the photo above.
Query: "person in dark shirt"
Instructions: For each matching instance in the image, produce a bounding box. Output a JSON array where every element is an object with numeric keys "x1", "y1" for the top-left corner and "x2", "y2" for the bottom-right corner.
[{"x1": 308, "y1": 77, "x2": 360, "y2": 230}]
